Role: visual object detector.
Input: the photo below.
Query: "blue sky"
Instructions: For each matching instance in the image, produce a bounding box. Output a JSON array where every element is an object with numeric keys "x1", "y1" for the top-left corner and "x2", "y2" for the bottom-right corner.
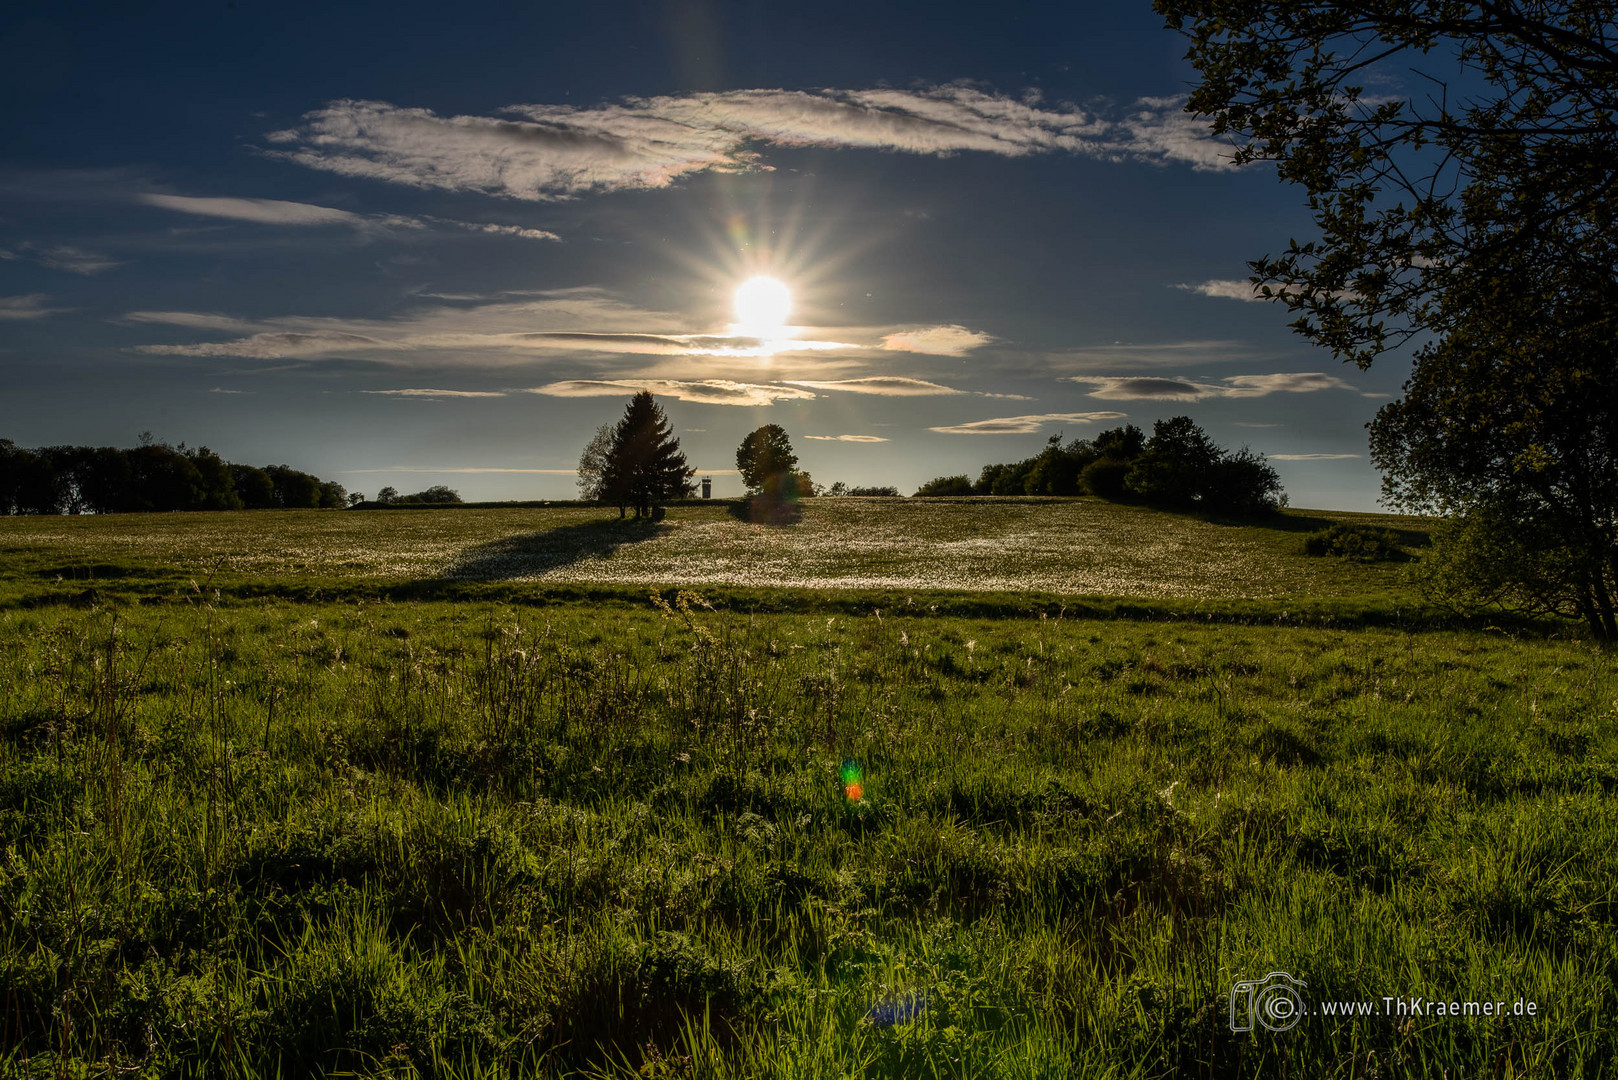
[{"x1": 0, "y1": 0, "x2": 1412, "y2": 510}]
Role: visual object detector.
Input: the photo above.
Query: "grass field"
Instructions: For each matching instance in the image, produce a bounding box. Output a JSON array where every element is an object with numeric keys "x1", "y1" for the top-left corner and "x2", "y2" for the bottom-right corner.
[
  {"x1": 0, "y1": 499, "x2": 1425, "y2": 603},
  {"x1": 1, "y1": 500, "x2": 1612, "y2": 1078}
]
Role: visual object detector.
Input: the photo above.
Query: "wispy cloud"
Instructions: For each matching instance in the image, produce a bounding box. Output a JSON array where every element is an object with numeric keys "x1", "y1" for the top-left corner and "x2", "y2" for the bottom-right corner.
[
  {"x1": 362, "y1": 388, "x2": 506, "y2": 398},
  {"x1": 1043, "y1": 339, "x2": 1260, "y2": 372},
  {"x1": 136, "y1": 192, "x2": 562, "y2": 244},
  {"x1": 341, "y1": 466, "x2": 580, "y2": 474},
  {"x1": 140, "y1": 331, "x2": 387, "y2": 359},
  {"x1": 441, "y1": 220, "x2": 560, "y2": 242},
  {"x1": 1071, "y1": 372, "x2": 1357, "y2": 400},
  {"x1": 1174, "y1": 278, "x2": 1262, "y2": 302},
  {"x1": 264, "y1": 88, "x2": 1233, "y2": 202},
  {"x1": 2, "y1": 243, "x2": 121, "y2": 275},
  {"x1": 526, "y1": 379, "x2": 819, "y2": 406},
  {"x1": 137, "y1": 193, "x2": 369, "y2": 227},
  {"x1": 1270, "y1": 453, "x2": 1360, "y2": 461},
  {"x1": 512, "y1": 330, "x2": 854, "y2": 358},
  {"x1": 880, "y1": 325, "x2": 992, "y2": 355},
  {"x1": 0, "y1": 293, "x2": 68, "y2": 320},
  {"x1": 785, "y1": 377, "x2": 965, "y2": 396},
  {"x1": 122, "y1": 311, "x2": 259, "y2": 331},
  {"x1": 805, "y1": 434, "x2": 889, "y2": 442},
  {"x1": 930, "y1": 411, "x2": 1126, "y2": 435}
]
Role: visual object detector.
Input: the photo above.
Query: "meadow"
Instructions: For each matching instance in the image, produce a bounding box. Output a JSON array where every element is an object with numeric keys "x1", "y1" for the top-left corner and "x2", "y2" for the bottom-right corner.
[{"x1": 0, "y1": 500, "x2": 1612, "y2": 1078}]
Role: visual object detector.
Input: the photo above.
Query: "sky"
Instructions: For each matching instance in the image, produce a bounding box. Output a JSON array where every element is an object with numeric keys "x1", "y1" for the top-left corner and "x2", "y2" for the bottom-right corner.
[{"x1": 0, "y1": 0, "x2": 1416, "y2": 511}]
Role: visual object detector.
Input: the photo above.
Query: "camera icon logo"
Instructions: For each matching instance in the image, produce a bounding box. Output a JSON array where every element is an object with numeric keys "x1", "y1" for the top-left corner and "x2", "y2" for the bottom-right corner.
[{"x1": 1229, "y1": 971, "x2": 1308, "y2": 1032}]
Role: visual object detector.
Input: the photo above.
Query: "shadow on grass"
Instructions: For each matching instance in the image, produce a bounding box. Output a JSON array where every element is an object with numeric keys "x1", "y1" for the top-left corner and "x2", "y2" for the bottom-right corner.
[
  {"x1": 725, "y1": 496, "x2": 803, "y2": 526},
  {"x1": 441, "y1": 516, "x2": 671, "y2": 580}
]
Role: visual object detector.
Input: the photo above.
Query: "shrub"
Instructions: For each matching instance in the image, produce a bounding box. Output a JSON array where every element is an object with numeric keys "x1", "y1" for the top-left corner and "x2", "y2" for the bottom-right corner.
[
  {"x1": 400, "y1": 485, "x2": 463, "y2": 504},
  {"x1": 1302, "y1": 523, "x2": 1404, "y2": 560},
  {"x1": 914, "y1": 475, "x2": 974, "y2": 497},
  {"x1": 1080, "y1": 457, "x2": 1132, "y2": 500}
]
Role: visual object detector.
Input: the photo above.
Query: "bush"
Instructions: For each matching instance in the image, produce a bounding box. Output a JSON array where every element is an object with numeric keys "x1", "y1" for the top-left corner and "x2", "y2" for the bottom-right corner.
[
  {"x1": 400, "y1": 485, "x2": 463, "y2": 504},
  {"x1": 1080, "y1": 457, "x2": 1132, "y2": 501},
  {"x1": 914, "y1": 475, "x2": 974, "y2": 497},
  {"x1": 1302, "y1": 524, "x2": 1404, "y2": 561},
  {"x1": 846, "y1": 485, "x2": 900, "y2": 497}
]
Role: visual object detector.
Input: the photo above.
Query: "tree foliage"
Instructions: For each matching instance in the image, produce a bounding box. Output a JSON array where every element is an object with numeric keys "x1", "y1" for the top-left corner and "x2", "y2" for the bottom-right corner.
[
  {"x1": 932, "y1": 419, "x2": 1283, "y2": 515},
  {"x1": 0, "y1": 439, "x2": 346, "y2": 515},
  {"x1": 1156, "y1": 0, "x2": 1618, "y2": 367},
  {"x1": 576, "y1": 423, "x2": 616, "y2": 504},
  {"x1": 913, "y1": 475, "x2": 975, "y2": 497},
  {"x1": 1369, "y1": 240, "x2": 1618, "y2": 637},
  {"x1": 602, "y1": 392, "x2": 695, "y2": 517},
  {"x1": 735, "y1": 425, "x2": 799, "y2": 491}
]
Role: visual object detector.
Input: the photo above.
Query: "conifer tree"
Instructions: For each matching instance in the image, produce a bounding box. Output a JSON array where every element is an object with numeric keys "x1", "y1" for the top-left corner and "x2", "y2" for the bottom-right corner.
[{"x1": 603, "y1": 392, "x2": 694, "y2": 517}]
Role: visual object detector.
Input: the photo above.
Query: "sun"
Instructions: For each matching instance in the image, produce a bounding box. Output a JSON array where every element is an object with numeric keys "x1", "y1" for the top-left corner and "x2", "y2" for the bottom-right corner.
[{"x1": 733, "y1": 276, "x2": 792, "y2": 333}]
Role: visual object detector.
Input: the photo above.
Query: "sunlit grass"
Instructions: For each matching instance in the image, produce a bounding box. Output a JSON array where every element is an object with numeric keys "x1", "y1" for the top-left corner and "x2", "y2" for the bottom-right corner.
[
  {"x1": 0, "y1": 499, "x2": 1425, "y2": 603},
  {"x1": 0, "y1": 589, "x2": 1611, "y2": 1077}
]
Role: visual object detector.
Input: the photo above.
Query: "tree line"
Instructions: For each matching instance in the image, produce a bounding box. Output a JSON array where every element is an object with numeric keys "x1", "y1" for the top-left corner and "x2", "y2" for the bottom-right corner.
[
  {"x1": 0, "y1": 438, "x2": 347, "y2": 514},
  {"x1": 915, "y1": 417, "x2": 1285, "y2": 515}
]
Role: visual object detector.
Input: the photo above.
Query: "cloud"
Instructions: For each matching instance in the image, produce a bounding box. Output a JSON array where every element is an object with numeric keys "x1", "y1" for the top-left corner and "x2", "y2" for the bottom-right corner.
[
  {"x1": 4, "y1": 243, "x2": 121, "y2": 275},
  {"x1": 1071, "y1": 371, "x2": 1358, "y2": 400},
  {"x1": 208, "y1": 387, "x2": 251, "y2": 394},
  {"x1": 342, "y1": 466, "x2": 580, "y2": 474},
  {"x1": 362, "y1": 388, "x2": 506, "y2": 397},
  {"x1": 880, "y1": 324, "x2": 992, "y2": 355},
  {"x1": 136, "y1": 193, "x2": 561, "y2": 242},
  {"x1": 1114, "y1": 96, "x2": 1240, "y2": 172},
  {"x1": 1269, "y1": 453, "x2": 1361, "y2": 460},
  {"x1": 441, "y1": 220, "x2": 561, "y2": 242},
  {"x1": 0, "y1": 293, "x2": 68, "y2": 320},
  {"x1": 122, "y1": 311, "x2": 258, "y2": 331},
  {"x1": 1174, "y1": 278, "x2": 1262, "y2": 302},
  {"x1": 137, "y1": 193, "x2": 367, "y2": 226},
  {"x1": 1044, "y1": 339, "x2": 1258, "y2": 372},
  {"x1": 1234, "y1": 421, "x2": 1281, "y2": 428},
  {"x1": 1223, "y1": 372, "x2": 1357, "y2": 395},
  {"x1": 805, "y1": 434, "x2": 890, "y2": 442},
  {"x1": 526, "y1": 379, "x2": 819, "y2": 406},
  {"x1": 265, "y1": 88, "x2": 1232, "y2": 201},
  {"x1": 138, "y1": 331, "x2": 387, "y2": 358},
  {"x1": 930, "y1": 411, "x2": 1126, "y2": 435},
  {"x1": 1076, "y1": 376, "x2": 1218, "y2": 401},
  {"x1": 785, "y1": 376, "x2": 965, "y2": 396}
]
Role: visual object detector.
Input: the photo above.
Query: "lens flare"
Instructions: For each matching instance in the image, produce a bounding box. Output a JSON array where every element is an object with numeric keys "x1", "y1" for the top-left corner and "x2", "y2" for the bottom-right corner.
[{"x1": 841, "y1": 759, "x2": 863, "y2": 801}]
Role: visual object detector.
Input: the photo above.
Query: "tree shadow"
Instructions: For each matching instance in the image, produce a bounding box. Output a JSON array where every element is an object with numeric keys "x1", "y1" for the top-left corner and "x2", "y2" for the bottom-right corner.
[
  {"x1": 725, "y1": 496, "x2": 803, "y2": 526},
  {"x1": 441, "y1": 516, "x2": 670, "y2": 579}
]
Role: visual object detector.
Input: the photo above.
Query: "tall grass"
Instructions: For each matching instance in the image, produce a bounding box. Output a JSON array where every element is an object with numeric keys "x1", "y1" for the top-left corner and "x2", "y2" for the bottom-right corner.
[{"x1": 0, "y1": 593, "x2": 1612, "y2": 1077}]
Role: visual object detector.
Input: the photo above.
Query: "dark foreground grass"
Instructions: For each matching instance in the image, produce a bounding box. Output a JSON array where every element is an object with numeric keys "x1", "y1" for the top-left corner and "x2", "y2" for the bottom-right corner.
[{"x1": 0, "y1": 592, "x2": 1614, "y2": 1077}]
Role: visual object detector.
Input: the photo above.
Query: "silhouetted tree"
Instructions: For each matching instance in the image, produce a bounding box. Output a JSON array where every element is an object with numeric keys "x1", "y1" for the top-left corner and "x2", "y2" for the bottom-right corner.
[
  {"x1": 914, "y1": 475, "x2": 975, "y2": 497},
  {"x1": 318, "y1": 481, "x2": 349, "y2": 509},
  {"x1": 231, "y1": 464, "x2": 277, "y2": 509},
  {"x1": 1125, "y1": 417, "x2": 1224, "y2": 508},
  {"x1": 265, "y1": 465, "x2": 322, "y2": 509},
  {"x1": 576, "y1": 423, "x2": 616, "y2": 504},
  {"x1": 736, "y1": 425, "x2": 799, "y2": 492},
  {"x1": 374, "y1": 486, "x2": 400, "y2": 505},
  {"x1": 399, "y1": 485, "x2": 460, "y2": 504},
  {"x1": 603, "y1": 392, "x2": 694, "y2": 517}
]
